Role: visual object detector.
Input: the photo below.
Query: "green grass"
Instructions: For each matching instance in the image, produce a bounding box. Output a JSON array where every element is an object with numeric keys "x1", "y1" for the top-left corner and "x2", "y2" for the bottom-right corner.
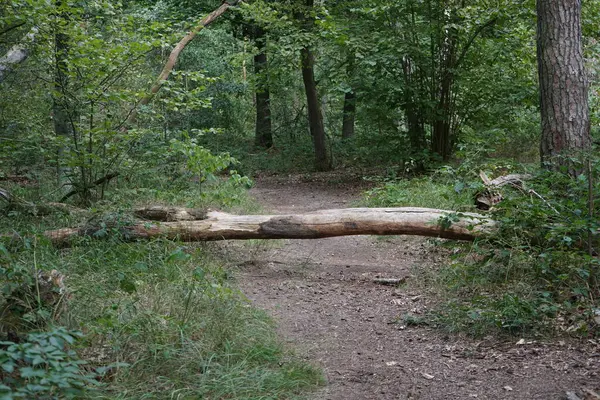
[
  {"x1": 0, "y1": 177, "x2": 323, "y2": 399},
  {"x1": 362, "y1": 177, "x2": 475, "y2": 210}
]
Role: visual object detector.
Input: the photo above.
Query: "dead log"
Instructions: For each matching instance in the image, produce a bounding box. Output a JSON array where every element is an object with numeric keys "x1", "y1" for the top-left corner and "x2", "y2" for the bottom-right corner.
[
  {"x1": 476, "y1": 171, "x2": 532, "y2": 210},
  {"x1": 44, "y1": 207, "x2": 496, "y2": 246},
  {"x1": 0, "y1": 187, "x2": 86, "y2": 216}
]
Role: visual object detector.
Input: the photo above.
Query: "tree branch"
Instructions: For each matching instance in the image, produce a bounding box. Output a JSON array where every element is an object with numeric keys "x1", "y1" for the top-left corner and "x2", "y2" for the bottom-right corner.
[
  {"x1": 454, "y1": 18, "x2": 497, "y2": 70},
  {"x1": 120, "y1": 1, "x2": 240, "y2": 130}
]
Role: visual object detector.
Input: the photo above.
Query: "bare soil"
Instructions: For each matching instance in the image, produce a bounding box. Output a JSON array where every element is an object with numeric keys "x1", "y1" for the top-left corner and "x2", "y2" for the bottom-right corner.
[{"x1": 225, "y1": 174, "x2": 600, "y2": 400}]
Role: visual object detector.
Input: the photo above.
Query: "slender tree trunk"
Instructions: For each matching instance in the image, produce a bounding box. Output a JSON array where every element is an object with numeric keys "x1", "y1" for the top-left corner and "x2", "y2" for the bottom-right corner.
[
  {"x1": 53, "y1": 7, "x2": 76, "y2": 195},
  {"x1": 431, "y1": 73, "x2": 453, "y2": 160},
  {"x1": 341, "y1": 53, "x2": 356, "y2": 139},
  {"x1": 122, "y1": 1, "x2": 238, "y2": 130},
  {"x1": 253, "y1": 27, "x2": 272, "y2": 148},
  {"x1": 341, "y1": 90, "x2": 356, "y2": 139},
  {"x1": 401, "y1": 56, "x2": 425, "y2": 152},
  {"x1": 536, "y1": 0, "x2": 591, "y2": 172},
  {"x1": 298, "y1": 0, "x2": 329, "y2": 171},
  {"x1": 301, "y1": 47, "x2": 329, "y2": 171}
]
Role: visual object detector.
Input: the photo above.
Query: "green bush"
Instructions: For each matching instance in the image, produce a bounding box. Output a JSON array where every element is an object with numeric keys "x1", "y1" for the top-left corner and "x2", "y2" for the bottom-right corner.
[
  {"x1": 431, "y1": 162, "x2": 600, "y2": 336},
  {"x1": 0, "y1": 328, "x2": 101, "y2": 399}
]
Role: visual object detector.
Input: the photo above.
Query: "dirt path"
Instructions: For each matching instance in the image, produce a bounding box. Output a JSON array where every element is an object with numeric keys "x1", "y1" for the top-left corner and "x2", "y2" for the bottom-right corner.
[{"x1": 228, "y1": 175, "x2": 600, "y2": 400}]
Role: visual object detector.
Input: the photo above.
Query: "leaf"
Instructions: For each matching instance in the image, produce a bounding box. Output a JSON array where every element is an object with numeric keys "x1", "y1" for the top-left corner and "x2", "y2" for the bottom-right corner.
[
  {"x1": 454, "y1": 181, "x2": 465, "y2": 193},
  {"x1": 167, "y1": 248, "x2": 191, "y2": 263},
  {"x1": 134, "y1": 262, "x2": 148, "y2": 272},
  {"x1": 1, "y1": 363, "x2": 14, "y2": 374},
  {"x1": 20, "y1": 367, "x2": 46, "y2": 378}
]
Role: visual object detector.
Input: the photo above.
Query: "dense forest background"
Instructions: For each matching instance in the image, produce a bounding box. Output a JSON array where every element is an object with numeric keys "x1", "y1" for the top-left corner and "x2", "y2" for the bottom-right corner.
[{"x1": 1, "y1": 0, "x2": 599, "y2": 398}]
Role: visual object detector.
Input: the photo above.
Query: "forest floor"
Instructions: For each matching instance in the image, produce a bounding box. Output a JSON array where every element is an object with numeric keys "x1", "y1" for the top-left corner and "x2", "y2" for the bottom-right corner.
[{"x1": 219, "y1": 173, "x2": 600, "y2": 400}]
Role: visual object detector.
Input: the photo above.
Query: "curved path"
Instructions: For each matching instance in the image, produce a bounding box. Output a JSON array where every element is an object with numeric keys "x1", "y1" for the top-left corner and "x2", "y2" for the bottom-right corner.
[{"x1": 225, "y1": 175, "x2": 599, "y2": 400}]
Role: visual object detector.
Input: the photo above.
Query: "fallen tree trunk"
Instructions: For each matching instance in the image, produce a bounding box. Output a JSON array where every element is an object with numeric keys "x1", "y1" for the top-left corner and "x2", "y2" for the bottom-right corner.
[
  {"x1": 1, "y1": 186, "x2": 86, "y2": 216},
  {"x1": 44, "y1": 207, "x2": 496, "y2": 246}
]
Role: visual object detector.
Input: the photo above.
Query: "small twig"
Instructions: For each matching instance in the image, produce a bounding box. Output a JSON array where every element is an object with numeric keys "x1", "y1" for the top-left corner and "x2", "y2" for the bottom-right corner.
[
  {"x1": 528, "y1": 189, "x2": 560, "y2": 215},
  {"x1": 566, "y1": 392, "x2": 583, "y2": 400},
  {"x1": 0, "y1": 187, "x2": 11, "y2": 202},
  {"x1": 59, "y1": 172, "x2": 119, "y2": 202}
]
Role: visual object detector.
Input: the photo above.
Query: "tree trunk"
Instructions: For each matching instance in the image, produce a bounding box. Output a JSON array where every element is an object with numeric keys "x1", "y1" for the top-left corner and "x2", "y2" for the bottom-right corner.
[
  {"x1": 301, "y1": 46, "x2": 329, "y2": 171},
  {"x1": 122, "y1": 1, "x2": 238, "y2": 130},
  {"x1": 536, "y1": 0, "x2": 591, "y2": 172},
  {"x1": 341, "y1": 90, "x2": 356, "y2": 140},
  {"x1": 300, "y1": 0, "x2": 329, "y2": 171},
  {"x1": 401, "y1": 56, "x2": 426, "y2": 152},
  {"x1": 253, "y1": 26, "x2": 272, "y2": 148},
  {"x1": 431, "y1": 29, "x2": 456, "y2": 161},
  {"x1": 341, "y1": 54, "x2": 356, "y2": 139},
  {"x1": 44, "y1": 207, "x2": 495, "y2": 246},
  {"x1": 52, "y1": 7, "x2": 76, "y2": 195}
]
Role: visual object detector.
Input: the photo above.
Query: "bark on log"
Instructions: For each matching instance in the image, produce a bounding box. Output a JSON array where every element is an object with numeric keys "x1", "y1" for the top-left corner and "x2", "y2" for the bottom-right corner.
[
  {"x1": 44, "y1": 207, "x2": 496, "y2": 246},
  {"x1": 0, "y1": 187, "x2": 86, "y2": 216},
  {"x1": 479, "y1": 171, "x2": 531, "y2": 188},
  {"x1": 133, "y1": 206, "x2": 207, "y2": 221}
]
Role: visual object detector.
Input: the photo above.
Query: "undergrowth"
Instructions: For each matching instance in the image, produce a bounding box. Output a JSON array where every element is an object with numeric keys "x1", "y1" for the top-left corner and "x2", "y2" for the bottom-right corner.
[
  {"x1": 366, "y1": 160, "x2": 600, "y2": 338},
  {"x1": 0, "y1": 174, "x2": 322, "y2": 398},
  {"x1": 363, "y1": 176, "x2": 474, "y2": 210}
]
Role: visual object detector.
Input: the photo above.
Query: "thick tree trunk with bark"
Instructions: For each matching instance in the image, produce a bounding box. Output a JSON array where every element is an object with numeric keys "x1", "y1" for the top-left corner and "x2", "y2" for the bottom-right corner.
[
  {"x1": 44, "y1": 207, "x2": 495, "y2": 246},
  {"x1": 253, "y1": 27, "x2": 273, "y2": 148},
  {"x1": 536, "y1": 0, "x2": 591, "y2": 171}
]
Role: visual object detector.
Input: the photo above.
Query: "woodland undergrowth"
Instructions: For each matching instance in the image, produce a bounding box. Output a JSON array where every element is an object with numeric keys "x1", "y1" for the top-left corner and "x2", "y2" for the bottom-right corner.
[
  {"x1": 0, "y1": 172, "x2": 323, "y2": 399},
  {"x1": 365, "y1": 154, "x2": 600, "y2": 338}
]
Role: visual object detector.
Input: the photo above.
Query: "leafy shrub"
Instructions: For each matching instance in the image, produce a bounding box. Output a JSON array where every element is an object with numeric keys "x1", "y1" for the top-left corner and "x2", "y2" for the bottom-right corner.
[
  {"x1": 429, "y1": 161, "x2": 600, "y2": 336},
  {"x1": 0, "y1": 328, "x2": 99, "y2": 399}
]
